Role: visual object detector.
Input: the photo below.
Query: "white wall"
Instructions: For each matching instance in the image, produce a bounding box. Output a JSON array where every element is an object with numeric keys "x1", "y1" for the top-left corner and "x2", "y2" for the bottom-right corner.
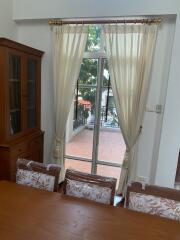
[
  {"x1": 155, "y1": 15, "x2": 180, "y2": 187},
  {"x1": 13, "y1": 0, "x2": 180, "y2": 188},
  {"x1": 17, "y1": 22, "x2": 54, "y2": 163},
  {"x1": 13, "y1": 0, "x2": 179, "y2": 19},
  {"x1": 0, "y1": 0, "x2": 17, "y2": 39},
  {"x1": 136, "y1": 17, "x2": 175, "y2": 184}
]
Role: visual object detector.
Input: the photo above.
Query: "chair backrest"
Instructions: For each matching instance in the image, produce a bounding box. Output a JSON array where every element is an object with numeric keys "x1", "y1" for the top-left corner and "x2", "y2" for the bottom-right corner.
[
  {"x1": 63, "y1": 169, "x2": 117, "y2": 205},
  {"x1": 16, "y1": 159, "x2": 61, "y2": 192},
  {"x1": 126, "y1": 182, "x2": 180, "y2": 221}
]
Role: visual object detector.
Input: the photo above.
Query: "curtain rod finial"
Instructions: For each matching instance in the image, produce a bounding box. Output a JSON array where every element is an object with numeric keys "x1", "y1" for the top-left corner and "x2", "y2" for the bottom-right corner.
[{"x1": 48, "y1": 19, "x2": 53, "y2": 25}]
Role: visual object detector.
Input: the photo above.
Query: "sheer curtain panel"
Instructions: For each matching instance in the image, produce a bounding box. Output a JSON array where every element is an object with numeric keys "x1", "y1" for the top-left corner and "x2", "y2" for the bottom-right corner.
[
  {"x1": 52, "y1": 25, "x2": 88, "y2": 181},
  {"x1": 103, "y1": 24, "x2": 158, "y2": 194}
]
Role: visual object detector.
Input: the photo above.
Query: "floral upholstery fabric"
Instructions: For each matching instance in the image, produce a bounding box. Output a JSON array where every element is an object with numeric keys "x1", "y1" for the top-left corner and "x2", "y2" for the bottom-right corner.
[
  {"x1": 16, "y1": 169, "x2": 55, "y2": 192},
  {"x1": 66, "y1": 179, "x2": 112, "y2": 204},
  {"x1": 129, "y1": 192, "x2": 180, "y2": 221}
]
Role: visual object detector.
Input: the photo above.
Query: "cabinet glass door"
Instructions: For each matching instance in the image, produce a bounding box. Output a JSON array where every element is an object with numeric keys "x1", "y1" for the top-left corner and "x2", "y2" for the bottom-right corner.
[
  {"x1": 9, "y1": 55, "x2": 21, "y2": 135},
  {"x1": 27, "y1": 58, "x2": 37, "y2": 128}
]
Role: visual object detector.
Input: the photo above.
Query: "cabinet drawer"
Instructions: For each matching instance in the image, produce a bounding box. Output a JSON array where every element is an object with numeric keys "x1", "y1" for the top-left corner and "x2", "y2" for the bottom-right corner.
[
  {"x1": 11, "y1": 143, "x2": 28, "y2": 157},
  {"x1": 30, "y1": 137, "x2": 42, "y2": 150}
]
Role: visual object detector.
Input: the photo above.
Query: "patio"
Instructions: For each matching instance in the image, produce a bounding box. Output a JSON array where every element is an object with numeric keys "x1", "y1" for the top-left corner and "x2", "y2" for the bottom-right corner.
[{"x1": 65, "y1": 128, "x2": 126, "y2": 182}]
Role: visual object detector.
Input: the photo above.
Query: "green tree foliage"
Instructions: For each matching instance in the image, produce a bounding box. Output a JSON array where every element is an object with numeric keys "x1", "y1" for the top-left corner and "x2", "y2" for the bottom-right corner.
[
  {"x1": 79, "y1": 58, "x2": 97, "y2": 85},
  {"x1": 74, "y1": 26, "x2": 119, "y2": 128},
  {"x1": 85, "y1": 25, "x2": 101, "y2": 52},
  {"x1": 77, "y1": 26, "x2": 109, "y2": 114},
  {"x1": 77, "y1": 25, "x2": 101, "y2": 113},
  {"x1": 78, "y1": 58, "x2": 97, "y2": 113}
]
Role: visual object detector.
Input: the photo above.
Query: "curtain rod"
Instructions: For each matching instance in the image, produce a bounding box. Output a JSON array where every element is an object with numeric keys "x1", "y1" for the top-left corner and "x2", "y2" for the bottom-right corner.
[{"x1": 48, "y1": 18, "x2": 162, "y2": 26}]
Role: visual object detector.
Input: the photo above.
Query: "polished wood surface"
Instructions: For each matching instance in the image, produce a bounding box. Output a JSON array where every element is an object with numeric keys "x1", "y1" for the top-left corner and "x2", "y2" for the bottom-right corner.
[
  {"x1": 0, "y1": 38, "x2": 44, "y2": 181},
  {"x1": 0, "y1": 130, "x2": 44, "y2": 181},
  {"x1": 0, "y1": 38, "x2": 43, "y2": 57},
  {"x1": 0, "y1": 181, "x2": 179, "y2": 240}
]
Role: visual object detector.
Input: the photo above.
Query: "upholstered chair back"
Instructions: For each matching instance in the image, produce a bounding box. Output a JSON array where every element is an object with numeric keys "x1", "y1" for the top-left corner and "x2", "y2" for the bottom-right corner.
[
  {"x1": 126, "y1": 182, "x2": 180, "y2": 221},
  {"x1": 63, "y1": 169, "x2": 117, "y2": 205},
  {"x1": 16, "y1": 159, "x2": 61, "y2": 192}
]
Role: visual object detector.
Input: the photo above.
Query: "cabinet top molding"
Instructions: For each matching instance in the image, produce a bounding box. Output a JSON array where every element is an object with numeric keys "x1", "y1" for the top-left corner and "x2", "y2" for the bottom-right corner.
[{"x1": 0, "y1": 38, "x2": 44, "y2": 57}]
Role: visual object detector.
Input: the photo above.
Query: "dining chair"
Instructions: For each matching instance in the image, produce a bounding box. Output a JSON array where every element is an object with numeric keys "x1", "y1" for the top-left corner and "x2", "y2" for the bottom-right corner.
[
  {"x1": 126, "y1": 182, "x2": 180, "y2": 221},
  {"x1": 16, "y1": 158, "x2": 61, "y2": 192},
  {"x1": 63, "y1": 168, "x2": 117, "y2": 205}
]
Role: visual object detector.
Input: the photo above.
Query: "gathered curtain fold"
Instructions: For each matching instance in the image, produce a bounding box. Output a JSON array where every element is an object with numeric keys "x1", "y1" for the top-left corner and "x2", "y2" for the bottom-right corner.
[
  {"x1": 52, "y1": 24, "x2": 88, "y2": 181},
  {"x1": 102, "y1": 24, "x2": 158, "y2": 194}
]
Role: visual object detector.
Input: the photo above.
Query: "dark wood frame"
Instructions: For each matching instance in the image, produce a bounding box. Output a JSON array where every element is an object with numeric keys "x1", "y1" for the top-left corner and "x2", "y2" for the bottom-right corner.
[
  {"x1": 126, "y1": 182, "x2": 180, "y2": 207},
  {"x1": 16, "y1": 159, "x2": 61, "y2": 192},
  {"x1": 0, "y1": 38, "x2": 44, "y2": 181},
  {"x1": 175, "y1": 151, "x2": 180, "y2": 183},
  {"x1": 63, "y1": 168, "x2": 117, "y2": 205}
]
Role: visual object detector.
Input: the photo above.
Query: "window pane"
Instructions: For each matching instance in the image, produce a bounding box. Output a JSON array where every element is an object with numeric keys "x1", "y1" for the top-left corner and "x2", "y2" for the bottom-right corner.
[
  {"x1": 85, "y1": 25, "x2": 101, "y2": 52},
  {"x1": 66, "y1": 128, "x2": 94, "y2": 159},
  {"x1": 98, "y1": 60, "x2": 126, "y2": 164},
  {"x1": 27, "y1": 58, "x2": 37, "y2": 128},
  {"x1": 66, "y1": 59, "x2": 98, "y2": 159},
  {"x1": 65, "y1": 159, "x2": 91, "y2": 173},
  {"x1": 101, "y1": 90, "x2": 118, "y2": 128},
  {"x1": 73, "y1": 86, "x2": 96, "y2": 131},
  {"x1": 97, "y1": 165, "x2": 121, "y2": 187},
  {"x1": 9, "y1": 55, "x2": 21, "y2": 135},
  {"x1": 98, "y1": 129, "x2": 125, "y2": 164},
  {"x1": 79, "y1": 59, "x2": 97, "y2": 85},
  {"x1": 103, "y1": 60, "x2": 110, "y2": 87}
]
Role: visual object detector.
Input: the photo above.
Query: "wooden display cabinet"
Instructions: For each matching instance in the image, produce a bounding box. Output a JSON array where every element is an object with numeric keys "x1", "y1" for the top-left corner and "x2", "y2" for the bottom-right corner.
[
  {"x1": 0, "y1": 38, "x2": 44, "y2": 181},
  {"x1": 175, "y1": 151, "x2": 180, "y2": 183}
]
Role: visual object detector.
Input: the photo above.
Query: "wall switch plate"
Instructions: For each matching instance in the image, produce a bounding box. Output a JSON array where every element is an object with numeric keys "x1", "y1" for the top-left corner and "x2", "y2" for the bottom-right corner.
[{"x1": 155, "y1": 104, "x2": 163, "y2": 113}]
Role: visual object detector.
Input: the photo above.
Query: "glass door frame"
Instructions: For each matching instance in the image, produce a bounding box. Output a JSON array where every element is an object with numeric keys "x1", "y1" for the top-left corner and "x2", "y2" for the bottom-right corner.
[{"x1": 65, "y1": 52, "x2": 122, "y2": 175}]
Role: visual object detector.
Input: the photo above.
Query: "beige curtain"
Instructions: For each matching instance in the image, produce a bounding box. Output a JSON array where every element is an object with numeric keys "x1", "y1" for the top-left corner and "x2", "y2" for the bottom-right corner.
[
  {"x1": 52, "y1": 24, "x2": 88, "y2": 181},
  {"x1": 103, "y1": 24, "x2": 158, "y2": 194}
]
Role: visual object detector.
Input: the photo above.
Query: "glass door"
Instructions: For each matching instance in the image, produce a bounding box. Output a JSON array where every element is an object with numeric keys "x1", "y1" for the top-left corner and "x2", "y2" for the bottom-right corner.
[
  {"x1": 9, "y1": 54, "x2": 21, "y2": 135},
  {"x1": 96, "y1": 60, "x2": 126, "y2": 181},
  {"x1": 65, "y1": 58, "x2": 125, "y2": 184},
  {"x1": 65, "y1": 25, "x2": 126, "y2": 185},
  {"x1": 65, "y1": 58, "x2": 98, "y2": 173}
]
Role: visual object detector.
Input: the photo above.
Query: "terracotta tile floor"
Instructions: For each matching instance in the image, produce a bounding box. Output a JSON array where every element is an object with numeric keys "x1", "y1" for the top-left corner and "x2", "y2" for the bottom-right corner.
[{"x1": 65, "y1": 128, "x2": 126, "y2": 182}]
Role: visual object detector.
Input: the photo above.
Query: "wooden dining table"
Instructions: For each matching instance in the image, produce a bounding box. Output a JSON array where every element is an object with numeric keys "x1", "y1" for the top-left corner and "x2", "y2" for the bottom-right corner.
[{"x1": 0, "y1": 181, "x2": 179, "y2": 240}]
